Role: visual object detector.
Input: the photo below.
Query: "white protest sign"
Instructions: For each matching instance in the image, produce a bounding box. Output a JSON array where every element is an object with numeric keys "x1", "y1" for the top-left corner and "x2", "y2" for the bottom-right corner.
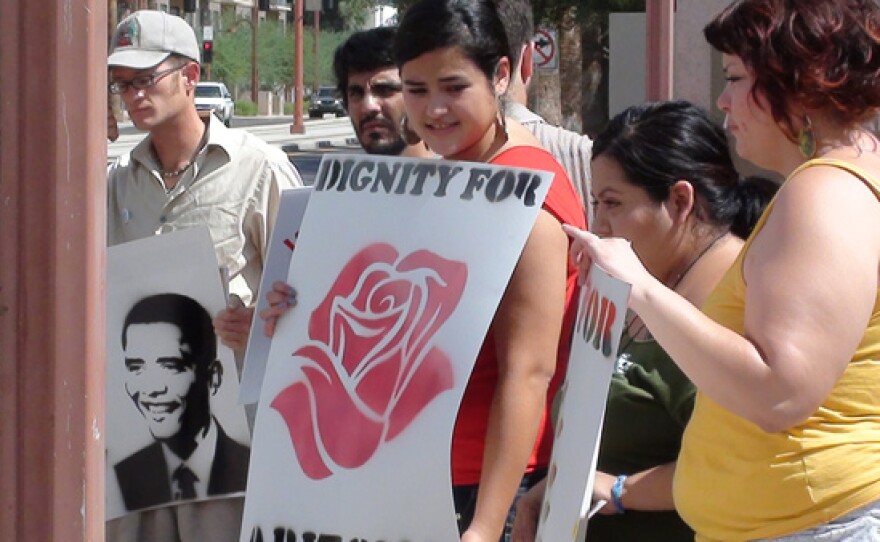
[
  {"x1": 536, "y1": 264, "x2": 630, "y2": 542},
  {"x1": 241, "y1": 154, "x2": 553, "y2": 542},
  {"x1": 106, "y1": 227, "x2": 251, "y2": 520},
  {"x1": 239, "y1": 187, "x2": 312, "y2": 405}
]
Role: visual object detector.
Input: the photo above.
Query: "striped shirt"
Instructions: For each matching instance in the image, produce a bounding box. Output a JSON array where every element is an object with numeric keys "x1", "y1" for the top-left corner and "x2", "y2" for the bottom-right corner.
[{"x1": 506, "y1": 102, "x2": 592, "y2": 222}]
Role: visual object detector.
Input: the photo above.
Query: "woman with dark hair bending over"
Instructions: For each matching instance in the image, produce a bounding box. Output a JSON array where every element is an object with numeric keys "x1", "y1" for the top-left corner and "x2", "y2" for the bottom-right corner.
[
  {"x1": 512, "y1": 101, "x2": 777, "y2": 542},
  {"x1": 564, "y1": 1, "x2": 880, "y2": 540},
  {"x1": 395, "y1": 0, "x2": 585, "y2": 540},
  {"x1": 261, "y1": 1, "x2": 585, "y2": 540}
]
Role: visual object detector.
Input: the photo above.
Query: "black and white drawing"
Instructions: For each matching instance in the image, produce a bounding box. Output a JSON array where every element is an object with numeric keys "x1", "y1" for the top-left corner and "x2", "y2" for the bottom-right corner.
[{"x1": 106, "y1": 227, "x2": 251, "y2": 519}]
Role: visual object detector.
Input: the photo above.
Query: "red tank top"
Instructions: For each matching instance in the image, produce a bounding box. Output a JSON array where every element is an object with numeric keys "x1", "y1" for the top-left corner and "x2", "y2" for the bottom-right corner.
[{"x1": 451, "y1": 145, "x2": 587, "y2": 484}]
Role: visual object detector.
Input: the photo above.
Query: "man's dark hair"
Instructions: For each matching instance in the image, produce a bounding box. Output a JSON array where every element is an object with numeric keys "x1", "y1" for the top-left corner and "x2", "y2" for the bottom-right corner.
[
  {"x1": 122, "y1": 292, "x2": 217, "y2": 374},
  {"x1": 494, "y1": 0, "x2": 534, "y2": 67},
  {"x1": 333, "y1": 26, "x2": 397, "y2": 108}
]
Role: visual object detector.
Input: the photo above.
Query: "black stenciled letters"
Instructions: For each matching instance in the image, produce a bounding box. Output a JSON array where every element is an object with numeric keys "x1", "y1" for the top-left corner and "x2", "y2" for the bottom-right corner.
[
  {"x1": 317, "y1": 158, "x2": 539, "y2": 205},
  {"x1": 250, "y1": 526, "x2": 412, "y2": 542},
  {"x1": 349, "y1": 161, "x2": 376, "y2": 191},
  {"x1": 432, "y1": 165, "x2": 461, "y2": 197},
  {"x1": 371, "y1": 161, "x2": 401, "y2": 193},
  {"x1": 460, "y1": 168, "x2": 542, "y2": 206},
  {"x1": 460, "y1": 168, "x2": 491, "y2": 201},
  {"x1": 316, "y1": 158, "x2": 356, "y2": 192}
]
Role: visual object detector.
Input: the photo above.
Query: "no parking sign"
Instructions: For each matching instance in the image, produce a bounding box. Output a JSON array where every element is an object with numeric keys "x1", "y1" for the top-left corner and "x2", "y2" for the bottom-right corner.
[{"x1": 533, "y1": 27, "x2": 558, "y2": 70}]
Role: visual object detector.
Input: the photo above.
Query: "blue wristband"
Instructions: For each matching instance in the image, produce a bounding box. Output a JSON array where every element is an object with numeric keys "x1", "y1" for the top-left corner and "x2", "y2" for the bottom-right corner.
[{"x1": 610, "y1": 474, "x2": 628, "y2": 514}]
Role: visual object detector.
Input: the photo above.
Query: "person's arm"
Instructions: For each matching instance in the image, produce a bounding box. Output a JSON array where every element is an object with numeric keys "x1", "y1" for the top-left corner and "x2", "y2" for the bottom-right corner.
[
  {"x1": 258, "y1": 281, "x2": 297, "y2": 338},
  {"x1": 213, "y1": 296, "x2": 255, "y2": 351},
  {"x1": 591, "y1": 463, "x2": 676, "y2": 515},
  {"x1": 262, "y1": 153, "x2": 304, "y2": 246},
  {"x1": 510, "y1": 476, "x2": 546, "y2": 542},
  {"x1": 216, "y1": 154, "x2": 303, "y2": 351},
  {"x1": 565, "y1": 166, "x2": 880, "y2": 432},
  {"x1": 463, "y1": 210, "x2": 568, "y2": 542}
]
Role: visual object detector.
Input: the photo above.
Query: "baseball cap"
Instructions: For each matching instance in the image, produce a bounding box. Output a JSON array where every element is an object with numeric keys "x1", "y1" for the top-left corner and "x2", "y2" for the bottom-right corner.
[{"x1": 108, "y1": 10, "x2": 200, "y2": 69}]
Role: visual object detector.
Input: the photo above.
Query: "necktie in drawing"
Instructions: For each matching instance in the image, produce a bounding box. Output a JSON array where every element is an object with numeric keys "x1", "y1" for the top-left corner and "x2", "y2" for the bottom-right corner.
[{"x1": 172, "y1": 464, "x2": 198, "y2": 500}]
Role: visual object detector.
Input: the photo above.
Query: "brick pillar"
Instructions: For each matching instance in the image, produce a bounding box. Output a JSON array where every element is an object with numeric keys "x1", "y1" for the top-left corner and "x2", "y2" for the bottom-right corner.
[
  {"x1": 0, "y1": 0, "x2": 107, "y2": 540},
  {"x1": 646, "y1": 0, "x2": 675, "y2": 101}
]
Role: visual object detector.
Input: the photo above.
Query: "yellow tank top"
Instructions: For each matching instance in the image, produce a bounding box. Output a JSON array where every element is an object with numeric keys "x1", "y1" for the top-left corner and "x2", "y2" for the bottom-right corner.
[{"x1": 673, "y1": 158, "x2": 880, "y2": 541}]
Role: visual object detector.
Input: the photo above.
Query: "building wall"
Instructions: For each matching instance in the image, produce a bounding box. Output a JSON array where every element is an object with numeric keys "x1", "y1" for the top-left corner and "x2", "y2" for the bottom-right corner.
[
  {"x1": 674, "y1": 0, "x2": 782, "y2": 180},
  {"x1": 608, "y1": 13, "x2": 646, "y2": 118},
  {"x1": 673, "y1": 0, "x2": 729, "y2": 122}
]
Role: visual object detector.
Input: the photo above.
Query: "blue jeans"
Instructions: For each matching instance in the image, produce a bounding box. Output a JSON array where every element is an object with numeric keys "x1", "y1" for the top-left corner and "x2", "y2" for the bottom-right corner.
[
  {"x1": 453, "y1": 468, "x2": 547, "y2": 542},
  {"x1": 758, "y1": 499, "x2": 880, "y2": 541}
]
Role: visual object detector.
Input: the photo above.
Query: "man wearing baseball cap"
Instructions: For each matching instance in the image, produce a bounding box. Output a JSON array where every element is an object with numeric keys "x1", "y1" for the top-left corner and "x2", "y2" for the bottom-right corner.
[{"x1": 105, "y1": 10, "x2": 301, "y2": 542}]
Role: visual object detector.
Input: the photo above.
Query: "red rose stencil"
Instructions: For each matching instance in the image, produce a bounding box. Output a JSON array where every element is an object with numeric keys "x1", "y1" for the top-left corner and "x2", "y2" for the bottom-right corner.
[{"x1": 271, "y1": 243, "x2": 468, "y2": 479}]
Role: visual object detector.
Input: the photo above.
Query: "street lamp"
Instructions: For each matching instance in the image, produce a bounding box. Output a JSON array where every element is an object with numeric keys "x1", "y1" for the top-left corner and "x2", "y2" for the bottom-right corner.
[{"x1": 291, "y1": 0, "x2": 305, "y2": 134}]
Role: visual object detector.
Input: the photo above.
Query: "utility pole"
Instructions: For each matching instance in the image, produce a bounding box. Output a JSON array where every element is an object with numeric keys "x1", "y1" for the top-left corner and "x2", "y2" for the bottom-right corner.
[
  {"x1": 313, "y1": 9, "x2": 320, "y2": 92},
  {"x1": 2, "y1": 0, "x2": 106, "y2": 539},
  {"x1": 251, "y1": 1, "x2": 259, "y2": 103},
  {"x1": 646, "y1": 0, "x2": 674, "y2": 101},
  {"x1": 109, "y1": 0, "x2": 117, "y2": 33},
  {"x1": 290, "y1": 0, "x2": 305, "y2": 133}
]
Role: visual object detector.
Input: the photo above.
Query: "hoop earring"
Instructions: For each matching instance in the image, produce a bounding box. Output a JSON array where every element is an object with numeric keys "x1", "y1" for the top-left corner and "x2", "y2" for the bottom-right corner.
[
  {"x1": 496, "y1": 94, "x2": 509, "y2": 141},
  {"x1": 798, "y1": 115, "x2": 816, "y2": 158},
  {"x1": 400, "y1": 114, "x2": 422, "y2": 146}
]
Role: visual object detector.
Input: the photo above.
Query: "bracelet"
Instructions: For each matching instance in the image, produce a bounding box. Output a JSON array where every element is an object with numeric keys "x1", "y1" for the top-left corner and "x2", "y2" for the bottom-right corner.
[{"x1": 610, "y1": 474, "x2": 628, "y2": 514}]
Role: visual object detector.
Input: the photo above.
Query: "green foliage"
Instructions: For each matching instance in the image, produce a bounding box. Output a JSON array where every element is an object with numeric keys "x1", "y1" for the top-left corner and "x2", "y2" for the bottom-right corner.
[
  {"x1": 212, "y1": 14, "x2": 251, "y2": 89},
  {"x1": 210, "y1": 12, "x2": 349, "y2": 93},
  {"x1": 356, "y1": 0, "x2": 646, "y2": 27},
  {"x1": 236, "y1": 100, "x2": 257, "y2": 116},
  {"x1": 532, "y1": 0, "x2": 645, "y2": 25},
  {"x1": 339, "y1": 0, "x2": 396, "y2": 29}
]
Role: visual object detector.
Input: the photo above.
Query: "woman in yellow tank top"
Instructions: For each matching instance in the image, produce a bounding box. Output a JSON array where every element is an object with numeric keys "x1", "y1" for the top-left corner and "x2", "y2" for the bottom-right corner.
[{"x1": 563, "y1": 1, "x2": 880, "y2": 540}]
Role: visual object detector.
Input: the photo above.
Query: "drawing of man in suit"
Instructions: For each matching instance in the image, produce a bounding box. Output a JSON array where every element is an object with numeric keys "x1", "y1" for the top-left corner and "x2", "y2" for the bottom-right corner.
[{"x1": 115, "y1": 293, "x2": 250, "y2": 512}]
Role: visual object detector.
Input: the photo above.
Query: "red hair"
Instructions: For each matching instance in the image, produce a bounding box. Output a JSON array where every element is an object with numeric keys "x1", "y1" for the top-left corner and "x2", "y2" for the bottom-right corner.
[{"x1": 704, "y1": 0, "x2": 880, "y2": 141}]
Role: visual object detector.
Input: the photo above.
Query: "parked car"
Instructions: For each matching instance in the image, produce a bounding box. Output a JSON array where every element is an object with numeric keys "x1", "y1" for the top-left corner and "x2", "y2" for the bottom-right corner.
[
  {"x1": 308, "y1": 86, "x2": 346, "y2": 119},
  {"x1": 194, "y1": 82, "x2": 234, "y2": 126}
]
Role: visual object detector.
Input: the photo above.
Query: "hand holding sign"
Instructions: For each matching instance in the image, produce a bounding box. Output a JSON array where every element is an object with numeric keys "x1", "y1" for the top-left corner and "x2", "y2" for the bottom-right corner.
[{"x1": 563, "y1": 224, "x2": 654, "y2": 302}]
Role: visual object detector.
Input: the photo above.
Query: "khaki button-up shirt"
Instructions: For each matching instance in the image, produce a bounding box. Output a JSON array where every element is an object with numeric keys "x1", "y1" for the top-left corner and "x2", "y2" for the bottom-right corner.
[{"x1": 107, "y1": 116, "x2": 303, "y2": 305}]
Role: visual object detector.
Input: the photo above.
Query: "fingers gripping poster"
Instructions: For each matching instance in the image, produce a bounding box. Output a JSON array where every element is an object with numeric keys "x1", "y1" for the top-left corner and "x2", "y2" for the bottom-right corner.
[
  {"x1": 536, "y1": 265, "x2": 630, "y2": 541},
  {"x1": 242, "y1": 155, "x2": 554, "y2": 541},
  {"x1": 106, "y1": 227, "x2": 251, "y2": 520}
]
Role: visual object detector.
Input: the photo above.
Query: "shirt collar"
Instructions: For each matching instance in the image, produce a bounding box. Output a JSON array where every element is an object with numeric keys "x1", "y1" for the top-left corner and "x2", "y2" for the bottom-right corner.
[
  {"x1": 162, "y1": 417, "x2": 219, "y2": 500},
  {"x1": 504, "y1": 101, "x2": 546, "y2": 125},
  {"x1": 130, "y1": 114, "x2": 235, "y2": 178},
  {"x1": 201, "y1": 113, "x2": 237, "y2": 162}
]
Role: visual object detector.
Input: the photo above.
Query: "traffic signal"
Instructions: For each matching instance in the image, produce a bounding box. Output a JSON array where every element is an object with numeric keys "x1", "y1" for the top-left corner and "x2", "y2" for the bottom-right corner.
[
  {"x1": 202, "y1": 41, "x2": 213, "y2": 64},
  {"x1": 258, "y1": 0, "x2": 270, "y2": 10},
  {"x1": 184, "y1": 0, "x2": 196, "y2": 13}
]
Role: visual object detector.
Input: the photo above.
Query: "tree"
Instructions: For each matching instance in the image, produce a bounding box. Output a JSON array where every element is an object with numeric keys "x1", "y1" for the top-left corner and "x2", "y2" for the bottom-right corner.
[
  {"x1": 212, "y1": 13, "x2": 348, "y2": 99},
  {"x1": 332, "y1": 0, "x2": 645, "y2": 134},
  {"x1": 532, "y1": 0, "x2": 644, "y2": 135}
]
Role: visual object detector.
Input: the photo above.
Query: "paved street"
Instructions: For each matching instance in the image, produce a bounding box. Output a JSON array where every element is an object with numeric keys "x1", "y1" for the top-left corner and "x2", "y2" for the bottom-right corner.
[
  {"x1": 107, "y1": 115, "x2": 358, "y2": 162},
  {"x1": 288, "y1": 145, "x2": 363, "y2": 186}
]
